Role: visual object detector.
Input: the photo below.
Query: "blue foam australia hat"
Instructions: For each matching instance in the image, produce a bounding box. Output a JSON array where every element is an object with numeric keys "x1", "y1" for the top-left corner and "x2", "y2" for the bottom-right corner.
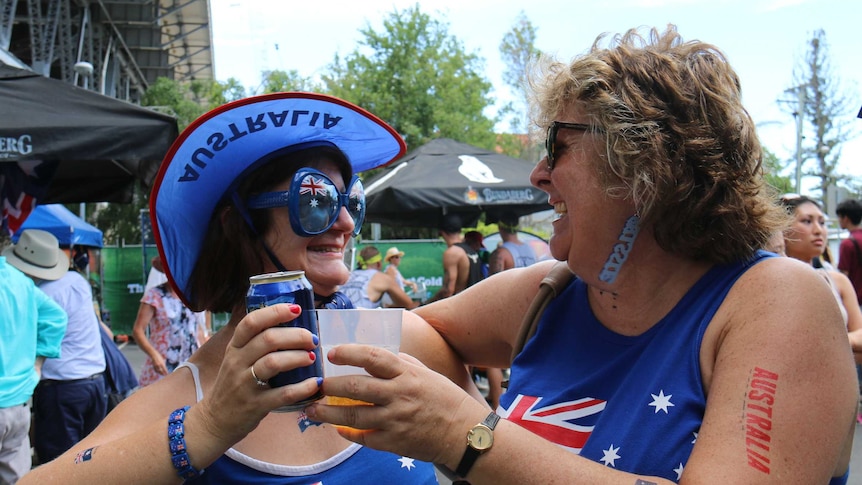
[{"x1": 150, "y1": 92, "x2": 406, "y2": 306}]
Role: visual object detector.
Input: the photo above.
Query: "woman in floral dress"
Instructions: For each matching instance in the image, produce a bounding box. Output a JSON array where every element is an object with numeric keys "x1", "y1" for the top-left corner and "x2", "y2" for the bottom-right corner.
[{"x1": 132, "y1": 282, "x2": 199, "y2": 386}]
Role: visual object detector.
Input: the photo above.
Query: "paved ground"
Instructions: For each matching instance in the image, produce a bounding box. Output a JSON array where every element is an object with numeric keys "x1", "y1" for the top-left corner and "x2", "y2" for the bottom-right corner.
[{"x1": 119, "y1": 342, "x2": 862, "y2": 483}]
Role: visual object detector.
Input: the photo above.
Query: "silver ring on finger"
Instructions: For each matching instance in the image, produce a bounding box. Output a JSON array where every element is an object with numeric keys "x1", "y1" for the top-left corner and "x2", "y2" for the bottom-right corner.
[{"x1": 250, "y1": 365, "x2": 269, "y2": 387}]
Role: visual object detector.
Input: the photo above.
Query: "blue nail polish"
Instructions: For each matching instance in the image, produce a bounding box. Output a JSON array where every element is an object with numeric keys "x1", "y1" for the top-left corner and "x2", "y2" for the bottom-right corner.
[
  {"x1": 316, "y1": 377, "x2": 323, "y2": 387},
  {"x1": 312, "y1": 334, "x2": 319, "y2": 346}
]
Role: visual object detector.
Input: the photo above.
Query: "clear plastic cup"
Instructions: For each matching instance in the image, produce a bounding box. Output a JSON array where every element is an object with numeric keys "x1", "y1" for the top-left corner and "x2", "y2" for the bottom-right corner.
[{"x1": 316, "y1": 308, "x2": 402, "y2": 407}]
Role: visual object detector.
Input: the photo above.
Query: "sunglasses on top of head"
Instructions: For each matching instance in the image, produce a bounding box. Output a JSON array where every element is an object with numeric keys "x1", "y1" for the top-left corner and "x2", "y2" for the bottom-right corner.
[
  {"x1": 544, "y1": 121, "x2": 602, "y2": 170},
  {"x1": 245, "y1": 167, "x2": 365, "y2": 237}
]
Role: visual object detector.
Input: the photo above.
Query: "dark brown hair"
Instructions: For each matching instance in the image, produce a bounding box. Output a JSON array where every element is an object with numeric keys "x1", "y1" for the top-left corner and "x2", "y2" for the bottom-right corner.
[{"x1": 187, "y1": 146, "x2": 350, "y2": 313}]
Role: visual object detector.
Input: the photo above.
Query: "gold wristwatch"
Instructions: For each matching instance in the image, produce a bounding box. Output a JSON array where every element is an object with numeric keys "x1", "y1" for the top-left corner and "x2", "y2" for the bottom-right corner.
[{"x1": 455, "y1": 411, "x2": 500, "y2": 478}]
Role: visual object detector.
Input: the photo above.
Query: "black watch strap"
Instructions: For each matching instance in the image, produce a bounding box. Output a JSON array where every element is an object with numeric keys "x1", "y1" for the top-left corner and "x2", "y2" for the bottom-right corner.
[{"x1": 455, "y1": 412, "x2": 500, "y2": 478}]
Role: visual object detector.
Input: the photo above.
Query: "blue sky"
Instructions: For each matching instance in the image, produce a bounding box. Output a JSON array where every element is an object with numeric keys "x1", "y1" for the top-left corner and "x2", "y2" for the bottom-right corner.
[{"x1": 210, "y1": 0, "x2": 861, "y2": 192}]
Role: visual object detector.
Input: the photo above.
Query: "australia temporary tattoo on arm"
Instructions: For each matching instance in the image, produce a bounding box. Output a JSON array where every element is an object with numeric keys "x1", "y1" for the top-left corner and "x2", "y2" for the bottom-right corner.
[
  {"x1": 744, "y1": 366, "x2": 778, "y2": 474},
  {"x1": 74, "y1": 446, "x2": 98, "y2": 464}
]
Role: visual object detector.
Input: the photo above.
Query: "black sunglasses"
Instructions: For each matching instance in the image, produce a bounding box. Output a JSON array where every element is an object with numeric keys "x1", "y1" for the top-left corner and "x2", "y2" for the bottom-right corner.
[{"x1": 545, "y1": 121, "x2": 598, "y2": 170}]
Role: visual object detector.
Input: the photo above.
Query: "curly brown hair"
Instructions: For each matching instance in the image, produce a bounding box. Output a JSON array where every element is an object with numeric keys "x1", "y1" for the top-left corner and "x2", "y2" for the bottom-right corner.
[{"x1": 529, "y1": 25, "x2": 785, "y2": 264}]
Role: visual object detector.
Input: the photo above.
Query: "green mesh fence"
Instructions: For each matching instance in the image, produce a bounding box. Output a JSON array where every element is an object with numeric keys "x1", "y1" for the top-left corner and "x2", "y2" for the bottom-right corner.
[
  {"x1": 101, "y1": 246, "x2": 156, "y2": 335},
  {"x1": 100, "y1": 240, "x2": 449, "y2": 335}
]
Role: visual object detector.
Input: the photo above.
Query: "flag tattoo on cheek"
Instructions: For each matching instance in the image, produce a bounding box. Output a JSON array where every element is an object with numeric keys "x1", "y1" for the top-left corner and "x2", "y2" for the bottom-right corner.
[
  {"x1": 744, "y1": 366, "x2": 779, "y2": 474},
  {"x1": 599, "y1": 215, "x2": 640, "y2": 284}
]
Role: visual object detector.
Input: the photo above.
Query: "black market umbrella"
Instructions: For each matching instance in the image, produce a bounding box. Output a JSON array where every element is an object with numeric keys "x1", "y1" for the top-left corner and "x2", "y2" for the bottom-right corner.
[
  {"x1": 363, "y1": 138, "x2": 549, "y2": 228},
  {"x1": 0, "y1": 63, "x2": 178, "y2": 203}
]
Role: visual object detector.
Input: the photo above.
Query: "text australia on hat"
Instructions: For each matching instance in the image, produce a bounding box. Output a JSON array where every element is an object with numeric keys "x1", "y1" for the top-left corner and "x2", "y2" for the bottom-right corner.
[{"x1": 178, "y1": 110, "x2": 344, "y2": 183}]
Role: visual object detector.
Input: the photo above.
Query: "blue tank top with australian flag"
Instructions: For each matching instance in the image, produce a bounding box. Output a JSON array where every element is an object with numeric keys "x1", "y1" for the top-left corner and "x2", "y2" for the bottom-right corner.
[{"x1": 500, "y1": 251, "x2": 778, "y2": 482}]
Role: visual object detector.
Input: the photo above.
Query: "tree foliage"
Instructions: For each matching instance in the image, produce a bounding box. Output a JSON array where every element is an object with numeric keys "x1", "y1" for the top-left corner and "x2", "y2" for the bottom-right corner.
[
  {"x1": 259, "y1": 69, "x2": 320, "y2": 94},
  {"x1": 92, "y1": 77, "x2": 243, "y2": 245},
  {"x1": 761, "y1": 147, "x2": 794, "y2": 195},
  {"x1": 499, "y1": 11, "x2": 540, "y2": 136},
  {"x1": 320, "y1": 4, "x2": 497, "y2": 151},
  {"x1": 782, "y1": 29, "x2": 856, "y2": 211}
]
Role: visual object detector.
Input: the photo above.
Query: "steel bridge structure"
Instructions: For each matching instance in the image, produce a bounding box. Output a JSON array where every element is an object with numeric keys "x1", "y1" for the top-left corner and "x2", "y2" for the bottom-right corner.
[{"x1": 0, "y1": 0, "x2": 212, "y2": 102}]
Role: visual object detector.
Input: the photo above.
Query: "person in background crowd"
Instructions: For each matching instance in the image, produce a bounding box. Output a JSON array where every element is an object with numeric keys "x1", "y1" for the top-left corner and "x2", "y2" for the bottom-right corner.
[
  {"x1": 383, "y1": 247, "x2": 419, "y2": 294},
  {"x1": 461, "y1": 229, "x2": 496, "y2": 404},
  {"x1": 146, "y1": 255, "x2": 212, "y2": 342},
  {"x1": 20, "y1": 93, "x2": 475, "y2": 484},
  {"x1": 0, "y1": 231, "x2": 66, "y2": 483},
  {"x1": 145, "y1": 255, "x2": 168, "y2": 292},
  {"x1": 764, "y1": 229, "x2": 786, "y2": 256},
  {"x1": 837, "y1": 198, "x2": 862, "y2": 304},
  {"x1": 489, "y1": 212, "x2": 537, "y2": 274},
  {"x1": 7, "y1": 230, "x2": 107, "y2": 465},
  {"x1": 473, "y1": 212, "x2": 540, "y2": 411},
  {"x1": 780, "y1": 194, "x2": 862, "y2": 338},
  {"x1": 817, "y1": 245, "x2": 837, "y2": 271},
  {"x1": 306, "y1": 25, "x2": 859, "y2": 484},
  {"x1": 342, "y1": 246, "x2": 418, "y2": 309},
  {"x1": 463, "y1": 231, "x2": 490, "y2": 279},
  {"x1": 132, "y1": 277, "x2": 202, "y2": 387},
  {"x1": 67, "y1": 245, "x2": 139, "y2": 411},
  {"x1": 98, "y1": 320, "x2": 138, "y2": 413},
  {"x1": 836, "y1": 198, "x2": 862, "y2": 425},
  {"x1": 427, "y1": 213, "x2": 483, "y2": 303},
  {"x1": 782, "y1": 194, "x2": 862, "y2": 429}
]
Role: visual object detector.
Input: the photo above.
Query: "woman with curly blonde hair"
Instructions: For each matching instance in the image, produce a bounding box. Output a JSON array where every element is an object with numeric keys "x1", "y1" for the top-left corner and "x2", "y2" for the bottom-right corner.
[{"x1": 307, "y1": 25, "x2": 858, "y2": 484}]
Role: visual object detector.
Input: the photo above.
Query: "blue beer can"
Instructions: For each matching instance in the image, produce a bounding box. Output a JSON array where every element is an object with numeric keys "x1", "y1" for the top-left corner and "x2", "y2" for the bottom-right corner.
[{"x1": 246, "y1": 270, "x2": 323, "y2": 412}]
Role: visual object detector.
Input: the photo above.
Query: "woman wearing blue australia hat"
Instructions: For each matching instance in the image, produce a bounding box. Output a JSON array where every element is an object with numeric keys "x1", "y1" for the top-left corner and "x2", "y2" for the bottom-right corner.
[{"x1": 21, "y1": 93, "x2": 476, "y2": 484}]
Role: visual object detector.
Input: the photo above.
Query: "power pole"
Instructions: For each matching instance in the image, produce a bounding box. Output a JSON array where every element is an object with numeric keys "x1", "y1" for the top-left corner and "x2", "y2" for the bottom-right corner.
[{"x1": 785, "y1": 84, "x2": 808, "y2": 193}]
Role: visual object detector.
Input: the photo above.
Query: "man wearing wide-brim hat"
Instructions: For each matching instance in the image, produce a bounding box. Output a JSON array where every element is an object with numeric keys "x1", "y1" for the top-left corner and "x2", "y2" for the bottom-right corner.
[
  {"x1": 0, "y1": 230, "x2": 67, "y2": 483},
  {"x1": 383, "y1": 247, "x2": 419, "y2": 292},
  {"x1": 5, "y1": 229, "x2": 107, "y2": 464}
]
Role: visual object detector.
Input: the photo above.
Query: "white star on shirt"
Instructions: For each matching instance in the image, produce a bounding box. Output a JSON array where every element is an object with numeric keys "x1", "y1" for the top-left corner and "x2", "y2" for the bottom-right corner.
[
  {"x1": 649, "y1": 390, "x2": 675, "y2": 414},
  {"x1": 398, "y1": 456, "x2": 416, "y2": 470},
  {"x1": 691, "y1": 431, "x2": 698, "y2": 444},
  {"x1": 600, "y1": 444, "x2": 621, "y2": 467},
  {"x1": 308, "y1": 198, "x2": 319, "y2": 207},
  {"x1": 674, "y1": 463, "x2": 685, "y2": 480}
]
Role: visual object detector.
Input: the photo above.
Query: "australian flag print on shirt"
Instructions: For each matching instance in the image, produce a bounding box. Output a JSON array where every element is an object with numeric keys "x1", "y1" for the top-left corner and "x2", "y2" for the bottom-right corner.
[{"x1": 500, "y1": 253, "x2": 770, "y2": 482}]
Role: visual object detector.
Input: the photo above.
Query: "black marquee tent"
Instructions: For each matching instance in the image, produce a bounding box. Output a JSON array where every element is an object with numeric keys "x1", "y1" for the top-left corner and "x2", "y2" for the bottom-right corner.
[
  {"x1": 0, "y1": 63, "x2": 178, "y2": 203},
  {"x1": 363, "y1": 138, "x2": 550, "y2": 228}
]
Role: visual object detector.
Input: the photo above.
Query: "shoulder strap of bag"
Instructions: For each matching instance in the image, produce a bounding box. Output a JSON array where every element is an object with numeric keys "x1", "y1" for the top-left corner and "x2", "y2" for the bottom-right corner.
[
  {"x1": 851, "y1": 235, "x2": 862, "y2": 262},
  {"x1": 501, "y1": 262, "x2": 573, "y2": 389},
  {"x1": 511, "y1": 261, "x2": 574, "y2": 361}
]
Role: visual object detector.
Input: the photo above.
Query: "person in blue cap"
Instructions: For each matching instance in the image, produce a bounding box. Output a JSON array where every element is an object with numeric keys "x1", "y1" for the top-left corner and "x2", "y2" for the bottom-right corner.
[{"x1": 21, "y1": 92, "x2": 477, "y2": 484}]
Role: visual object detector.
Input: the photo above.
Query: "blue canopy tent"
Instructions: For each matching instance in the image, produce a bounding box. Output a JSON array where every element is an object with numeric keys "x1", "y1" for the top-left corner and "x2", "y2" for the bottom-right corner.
[{"x1": 13, "y1": 204, "x2": 103, "y2": 248}]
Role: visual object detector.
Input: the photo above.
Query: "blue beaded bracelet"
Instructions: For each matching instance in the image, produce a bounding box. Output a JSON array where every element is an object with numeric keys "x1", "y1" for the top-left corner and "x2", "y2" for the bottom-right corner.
[{"x1": 168, "y1": 406, "x2": 204, "y2": 479}]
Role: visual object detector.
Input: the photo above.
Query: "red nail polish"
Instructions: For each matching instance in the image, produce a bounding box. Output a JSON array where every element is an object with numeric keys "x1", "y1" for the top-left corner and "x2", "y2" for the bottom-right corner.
[
  {"x1": 290, "y1": 304, "x2": 301, "y2": 314},
  {"x1": 308, "y1": 351, "x2": 316, "y2": 362}
]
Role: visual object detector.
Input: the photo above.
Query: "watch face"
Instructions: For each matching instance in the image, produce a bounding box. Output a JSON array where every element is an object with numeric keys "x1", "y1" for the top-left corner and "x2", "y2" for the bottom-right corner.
[{"x1": 468, "y1": 425, "x2": 494, "y2": 451}]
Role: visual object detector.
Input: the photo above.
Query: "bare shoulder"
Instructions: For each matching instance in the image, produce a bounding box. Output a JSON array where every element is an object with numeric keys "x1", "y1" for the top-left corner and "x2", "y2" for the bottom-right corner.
[
  {"x1": 701, "y1": 255, "x2": 851, "y2": 390},
  {"x1": 828, "y1": 269, "x2": 855, "y2": 290},
  {"x1": 712, "y1": 256, "x2": 840, "y2": 339},
  {"x1": 372, "y1": 270, "x2": 397, "y2": 289},
  {"x1": 687, "y1": 256, "x2": 858, "y2": 482}
]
